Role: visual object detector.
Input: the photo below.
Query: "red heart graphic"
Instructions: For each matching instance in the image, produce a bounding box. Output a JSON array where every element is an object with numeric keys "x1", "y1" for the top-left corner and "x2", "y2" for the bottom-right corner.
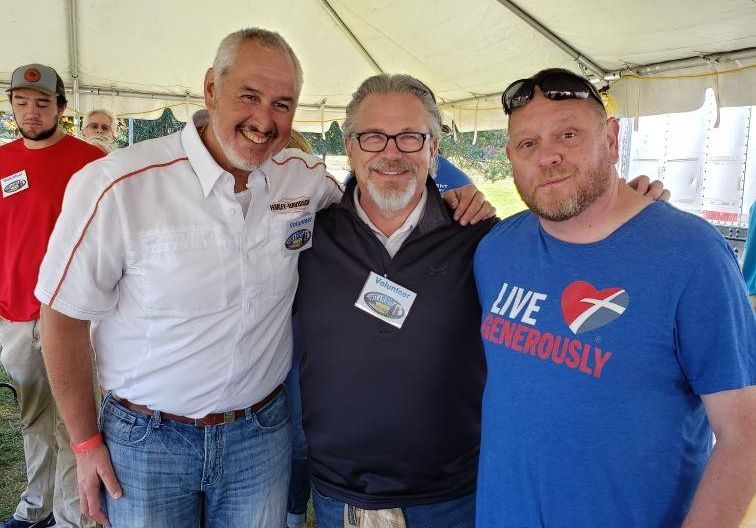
[{"x1": 561, "y1": 280, "x2": 628, "y2": 334}]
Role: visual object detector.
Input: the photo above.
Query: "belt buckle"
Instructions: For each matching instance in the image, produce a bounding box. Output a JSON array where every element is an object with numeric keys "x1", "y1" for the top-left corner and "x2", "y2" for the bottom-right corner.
[{"x1": 223, "y1": 410, "x2": 236, "y2": 424}]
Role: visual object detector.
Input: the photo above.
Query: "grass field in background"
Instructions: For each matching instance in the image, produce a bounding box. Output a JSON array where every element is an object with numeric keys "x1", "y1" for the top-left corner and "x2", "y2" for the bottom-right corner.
[
  {"x1": 475, "y1": 177, "x2": 526, "y2": 219},
  {"x1": 0, "y1": 369, "x2": 24, "y2": 520}
]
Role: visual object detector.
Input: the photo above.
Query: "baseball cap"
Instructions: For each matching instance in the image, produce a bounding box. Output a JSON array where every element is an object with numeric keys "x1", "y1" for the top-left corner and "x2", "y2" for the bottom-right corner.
[{"x1": 7, "y1": 64, "x2": 67, "y2": 101}]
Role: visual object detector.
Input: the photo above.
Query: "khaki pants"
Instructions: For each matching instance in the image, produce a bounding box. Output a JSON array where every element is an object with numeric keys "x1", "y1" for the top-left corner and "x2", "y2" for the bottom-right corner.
[
  {"x1": 345, "y1": 506, "x2": 406, "y2": 528},
  {"x1": 0, "y1": 317, "x2": 93, "y2": 528}
]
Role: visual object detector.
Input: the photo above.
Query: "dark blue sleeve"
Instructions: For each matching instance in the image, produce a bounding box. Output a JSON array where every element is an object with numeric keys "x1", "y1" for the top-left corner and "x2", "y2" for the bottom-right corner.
[{"x1": 435, "y1": 156, "x2": 471, "y2": 193}]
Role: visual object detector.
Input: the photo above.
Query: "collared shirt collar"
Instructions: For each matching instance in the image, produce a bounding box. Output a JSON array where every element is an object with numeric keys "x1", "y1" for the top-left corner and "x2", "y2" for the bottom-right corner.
[
  {"x1": 342, "y1": 175, "x2": 452, "y2": 239},
  {"x1": 181, "y1": 110, "x2": 270, "y2": 197},
  {"x1": 354, "y1": 186, "x2": 427, "y2": 239}
]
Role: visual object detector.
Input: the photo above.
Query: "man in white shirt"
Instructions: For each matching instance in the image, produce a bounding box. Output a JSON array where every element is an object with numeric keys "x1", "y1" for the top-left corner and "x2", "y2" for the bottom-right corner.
[{"x1": 35, "y1": 28, "x2": 491, "y2": 528}]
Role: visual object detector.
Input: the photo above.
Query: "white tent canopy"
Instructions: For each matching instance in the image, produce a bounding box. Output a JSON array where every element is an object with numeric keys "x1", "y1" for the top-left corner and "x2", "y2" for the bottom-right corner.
[{"x1": 2, "y1": 0, "x2": 756, "y2": 132}]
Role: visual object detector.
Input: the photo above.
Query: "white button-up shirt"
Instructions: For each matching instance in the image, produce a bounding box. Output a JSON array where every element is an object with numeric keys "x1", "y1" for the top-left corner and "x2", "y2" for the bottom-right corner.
[
  {"x1": 354, "y1": 187, "x2": 428, "y2": 258},
  {"x1": 36, "y1": 111, "x2": 342, "y2": 417}
]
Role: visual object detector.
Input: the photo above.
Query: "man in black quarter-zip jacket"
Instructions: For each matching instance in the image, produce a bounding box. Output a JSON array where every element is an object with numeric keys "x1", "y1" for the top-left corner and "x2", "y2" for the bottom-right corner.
[{"x1": 295, "y1": 73, "x2": 496, "y2": 528}]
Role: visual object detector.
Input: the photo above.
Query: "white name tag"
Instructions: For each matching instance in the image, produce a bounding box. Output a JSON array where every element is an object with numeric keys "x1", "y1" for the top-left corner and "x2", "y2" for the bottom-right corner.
[
  {"x1": 1, "y1": 170, "x2": 30, "y2": 198},
  {"x1": 283, "y1": 213, "x2": 314, "y2": 253},
  {"x1": 354, "y1": 271, "x2": 417, "y2": 329}
]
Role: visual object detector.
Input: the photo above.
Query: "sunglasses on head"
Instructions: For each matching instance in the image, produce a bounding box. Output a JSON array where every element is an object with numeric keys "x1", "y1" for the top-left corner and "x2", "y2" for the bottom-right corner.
[{"x1": 501, "y1": 70, "x2": 604, "y2": 115}]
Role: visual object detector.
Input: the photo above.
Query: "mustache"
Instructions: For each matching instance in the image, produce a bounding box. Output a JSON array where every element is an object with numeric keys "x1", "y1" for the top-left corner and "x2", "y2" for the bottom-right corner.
[
  {"x1": 538, "y1": 167, "x2": 576, "y2": 180},
  {"x1": 238, "y1": 124, "x2": 277, "y2": 139},
  {"x1": 368, "y1": 161, "x2": 416, "y2": 173}
]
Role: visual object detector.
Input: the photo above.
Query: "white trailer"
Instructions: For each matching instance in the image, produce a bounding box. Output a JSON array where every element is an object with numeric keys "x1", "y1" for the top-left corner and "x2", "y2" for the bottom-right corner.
[{"x1": 619, "y1": 90, "x2": 756, "y2": 263}]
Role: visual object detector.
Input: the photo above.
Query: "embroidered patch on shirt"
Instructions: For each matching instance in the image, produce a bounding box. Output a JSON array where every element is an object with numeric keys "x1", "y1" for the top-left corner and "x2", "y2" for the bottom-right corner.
[
  {"x1": 283, "y1": 213, "x2": 314, "y2": 253},
  {"x1": 269, "y1": 196, "x2": 311, "y2": 214}
]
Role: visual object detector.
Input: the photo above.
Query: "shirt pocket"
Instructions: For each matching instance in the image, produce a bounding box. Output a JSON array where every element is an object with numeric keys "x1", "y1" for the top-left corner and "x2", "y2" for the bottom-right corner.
[
  {"x1": 267, "y1": 215, "x2": 313, "y2": 295},
  {"x1": 140, "y1": 229, "x2": 232, "y2": 315}
]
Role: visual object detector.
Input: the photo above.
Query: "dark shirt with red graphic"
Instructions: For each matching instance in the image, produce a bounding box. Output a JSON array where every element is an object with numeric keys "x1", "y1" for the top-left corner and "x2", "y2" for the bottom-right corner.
[{"x1": 473, "y1": 201, "x2": 755, "y2": 528}]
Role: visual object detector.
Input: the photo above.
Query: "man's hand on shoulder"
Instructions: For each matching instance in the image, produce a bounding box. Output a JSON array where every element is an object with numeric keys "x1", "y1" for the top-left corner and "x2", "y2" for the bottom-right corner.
[
  {"x1": 442, "y1": 183, "x2": 496, "y2": 225},
  {"x1": 628, "y1": 175, "x2": 671, "y2": 201}
]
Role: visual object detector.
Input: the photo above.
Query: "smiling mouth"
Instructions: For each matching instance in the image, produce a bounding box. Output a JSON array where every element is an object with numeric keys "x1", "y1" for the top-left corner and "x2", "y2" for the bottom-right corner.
[
  {"x1": 239, "y1": 128, "x2": 273, "y2": 144},
  {"x1": 539, "y1": 175, "x2": 570, "y2": 188}
]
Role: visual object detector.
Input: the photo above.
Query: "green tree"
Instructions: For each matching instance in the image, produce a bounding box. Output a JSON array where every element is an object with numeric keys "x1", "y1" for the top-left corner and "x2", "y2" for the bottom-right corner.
[
  {"x1": 440, "y1": 128, "x2": 512, "y2": 182},
  {"x1": 302, "y1": 121, "x2": 345, "y2": 156}
]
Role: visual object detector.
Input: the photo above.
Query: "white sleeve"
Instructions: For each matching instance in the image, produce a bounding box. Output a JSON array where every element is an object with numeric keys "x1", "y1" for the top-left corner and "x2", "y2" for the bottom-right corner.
[
  {"x1": 35, "y1": 162, "x2": 126, "y2": 320},
  {"x1": 315, "y1": 168, "x2": 344, "y2": 210}
]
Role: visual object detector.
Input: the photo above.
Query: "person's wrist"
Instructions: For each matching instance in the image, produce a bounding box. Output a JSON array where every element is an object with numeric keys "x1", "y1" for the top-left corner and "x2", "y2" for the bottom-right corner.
[{"x1": 70, "y1": 432, "x2": 104, "y2": 454}]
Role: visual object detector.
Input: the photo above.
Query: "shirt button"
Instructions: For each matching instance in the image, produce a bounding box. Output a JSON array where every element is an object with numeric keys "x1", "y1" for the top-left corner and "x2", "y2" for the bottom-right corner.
[
  {"x1": 246, "y1": 302, "x2": 253, "y2": 309},
  {"x1": 228, "y1": 209, "x2": 237, "y2": 216}
]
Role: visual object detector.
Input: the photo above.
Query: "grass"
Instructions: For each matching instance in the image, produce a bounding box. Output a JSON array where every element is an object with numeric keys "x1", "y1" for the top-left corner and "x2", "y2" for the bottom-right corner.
[
  {"x1": 474, "y1": 177, "x2": 527, "y2": 220},
  {"x1": 0, "y1": 368, "x2": 25, "y2": 521}
]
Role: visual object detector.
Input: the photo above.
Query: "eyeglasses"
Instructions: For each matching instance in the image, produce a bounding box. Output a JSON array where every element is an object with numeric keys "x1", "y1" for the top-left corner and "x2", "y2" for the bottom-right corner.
[
  {"x1": 85, "y1": 123, "x2": 112, "y2": 131},
  {"x1": 349, "y1": 132, "x2": 430, "y2": 153},
  {"x1": 501, "y1": 70, "x2": 604, "y2": 115}
]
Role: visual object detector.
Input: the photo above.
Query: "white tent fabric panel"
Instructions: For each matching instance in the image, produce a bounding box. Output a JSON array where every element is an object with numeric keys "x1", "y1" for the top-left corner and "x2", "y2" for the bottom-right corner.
[{"x1": 2, "y1": 0, "x2": 756, "y2": 131}]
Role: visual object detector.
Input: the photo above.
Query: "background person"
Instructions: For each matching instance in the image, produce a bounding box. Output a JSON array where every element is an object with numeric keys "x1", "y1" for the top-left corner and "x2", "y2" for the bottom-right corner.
[
  {"x1": 81, "y1": 109, "x2": 116, "y2": 153},
  {"x1": 0, "y1": 63, "x2": 103, "y2": 528},
  {"x1": 743, "y1": 200, "x2": 756, "y2": 311}
]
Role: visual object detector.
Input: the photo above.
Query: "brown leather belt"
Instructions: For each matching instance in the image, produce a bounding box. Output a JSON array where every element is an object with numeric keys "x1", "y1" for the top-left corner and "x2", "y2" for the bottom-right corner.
[{"x1": 115, "y1": 385, "x2": 283, "y2": 426}]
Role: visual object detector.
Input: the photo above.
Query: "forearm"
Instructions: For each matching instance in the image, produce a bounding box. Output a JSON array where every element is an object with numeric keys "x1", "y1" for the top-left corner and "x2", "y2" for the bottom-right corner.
[
  {"x1": 40, "y1": 304, "x2": 100, "y2": 443},
  {"x1": 681, "y1": 439, "x2": 756, "y2": 528}
]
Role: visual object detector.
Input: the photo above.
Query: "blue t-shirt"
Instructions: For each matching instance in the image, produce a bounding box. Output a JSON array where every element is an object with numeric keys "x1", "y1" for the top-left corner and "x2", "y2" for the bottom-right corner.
[
  {"x1": 473, "y1": 202, "x2": 755, "y2": 528},
  {"x1": 435, "y1": 155, "x2": 472, "y2": 193},
  {"x1": 744, "y1": 200, "x2": 756, "y2": 295}
]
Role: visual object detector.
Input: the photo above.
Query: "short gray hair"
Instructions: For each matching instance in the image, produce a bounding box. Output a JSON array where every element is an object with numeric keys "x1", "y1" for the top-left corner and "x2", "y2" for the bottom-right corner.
[
  {"x1": 212, "y1": 28, "x2": 303, "y2": 95},
  {"x1": 342, "y1": 73, "x2": 442, "y2": 138},
  {"x1": 84, "y1": 109, "x2": 114, "y2": 127}
]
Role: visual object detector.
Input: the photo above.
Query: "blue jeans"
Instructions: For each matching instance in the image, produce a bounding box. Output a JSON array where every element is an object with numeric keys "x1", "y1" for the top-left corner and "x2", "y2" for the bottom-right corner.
[
  {"x1": 311, "y1": 486, "x2": 475, "y2": 528},
  {"x1": 99, "y1": 390, "x2": 291, "y2": 528},
  {"x1": 285, "y1": 363, "x2": 310, "y2": 527}
]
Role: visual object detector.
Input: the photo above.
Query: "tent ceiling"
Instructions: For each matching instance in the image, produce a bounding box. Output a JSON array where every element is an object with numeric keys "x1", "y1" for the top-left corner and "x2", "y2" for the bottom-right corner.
[{"x1": 2, "y1": 0, "x2": 755, "y2": 132}]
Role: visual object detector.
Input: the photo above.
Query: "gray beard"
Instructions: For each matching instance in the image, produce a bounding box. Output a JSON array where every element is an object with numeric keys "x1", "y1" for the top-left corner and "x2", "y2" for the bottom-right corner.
[{"x1": 365, "y1": 177, "x2": 418, "y2": 213}]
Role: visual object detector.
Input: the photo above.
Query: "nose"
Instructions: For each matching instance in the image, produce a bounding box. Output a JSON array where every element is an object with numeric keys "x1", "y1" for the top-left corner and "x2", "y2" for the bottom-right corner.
[
  {"x1": 537, "y1": 144, "x2": 562, "y2": 168},
  {"x1": 381, "y1": 137, "x2": 404, "y2": 159},
  {"x1": 250, "y1": 106, "x2": 275, "y2": 133}
]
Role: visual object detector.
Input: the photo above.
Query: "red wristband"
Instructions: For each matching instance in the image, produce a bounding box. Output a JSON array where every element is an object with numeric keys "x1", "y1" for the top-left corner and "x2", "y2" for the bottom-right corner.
[{"x1": 70, "y1": 433, "x2": 104, "y2": 454}]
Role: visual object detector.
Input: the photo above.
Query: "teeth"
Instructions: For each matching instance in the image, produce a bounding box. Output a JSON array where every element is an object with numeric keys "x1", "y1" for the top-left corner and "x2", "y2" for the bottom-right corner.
[{"x1": 240, "y1": 129, "x2": 268, "y2": 144}]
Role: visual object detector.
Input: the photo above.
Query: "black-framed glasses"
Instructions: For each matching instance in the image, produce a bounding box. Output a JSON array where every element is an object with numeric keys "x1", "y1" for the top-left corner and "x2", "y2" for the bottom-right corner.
[
  {"x1": 501, "y1": 69, "x2": 604, "y2": 115},
  {"x1": 350, "y1": 131, "x2": 430, "y2": 153}
]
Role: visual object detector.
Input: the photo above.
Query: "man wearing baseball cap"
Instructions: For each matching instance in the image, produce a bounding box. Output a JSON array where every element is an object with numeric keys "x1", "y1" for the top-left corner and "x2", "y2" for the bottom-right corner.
[{"x1": 0, "y1": 64, "x2": 102, "y2": 528}]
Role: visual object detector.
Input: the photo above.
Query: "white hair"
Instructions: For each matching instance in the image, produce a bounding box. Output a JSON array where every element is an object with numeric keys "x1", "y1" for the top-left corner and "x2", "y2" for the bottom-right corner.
[{"x1": 212, "y1": 27, "x2": 303, "y2": 95}]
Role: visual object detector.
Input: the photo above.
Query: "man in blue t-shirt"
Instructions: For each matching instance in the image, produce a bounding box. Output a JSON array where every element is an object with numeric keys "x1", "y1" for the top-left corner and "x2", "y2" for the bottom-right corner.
[{"x1": 474, "y1": 68, "x2": 756, "y2": 528}]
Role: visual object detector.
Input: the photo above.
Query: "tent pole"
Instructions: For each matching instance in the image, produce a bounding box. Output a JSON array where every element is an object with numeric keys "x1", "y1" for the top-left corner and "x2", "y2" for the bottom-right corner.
[
  {"x1": 66, "y1": 0, "x2": 81, "y2": 135},
  {"x1": 605, "y1": 47, "x2": 756, "y2": 79},
  {"x1": 316, "y1": 0, "x2": 384, "y2": 74},
  {"x1": 493, "y1": 0, "x2": 607, "y2": 78}
]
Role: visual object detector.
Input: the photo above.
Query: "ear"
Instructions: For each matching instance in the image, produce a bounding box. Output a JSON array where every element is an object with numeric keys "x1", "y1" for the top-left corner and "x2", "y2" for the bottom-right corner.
[
  {"x1": 344, "y1": 136, "x2": 354, "y2": 169},
  {"x1": 605, "y1": 117, "x2": 620, "y2": 164},
  {"x1": 429, "y1": 136, "x2": 439, "y2": 175},
  {"x1": 429, "y1": 136, "x2": 439, "y2": 158},
  {"x1": 204, "y1": 68, "x2": 217, "y2": 110},
  {"x1": 505, "y1": 143, "x2": 512, "y2": 161}
]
